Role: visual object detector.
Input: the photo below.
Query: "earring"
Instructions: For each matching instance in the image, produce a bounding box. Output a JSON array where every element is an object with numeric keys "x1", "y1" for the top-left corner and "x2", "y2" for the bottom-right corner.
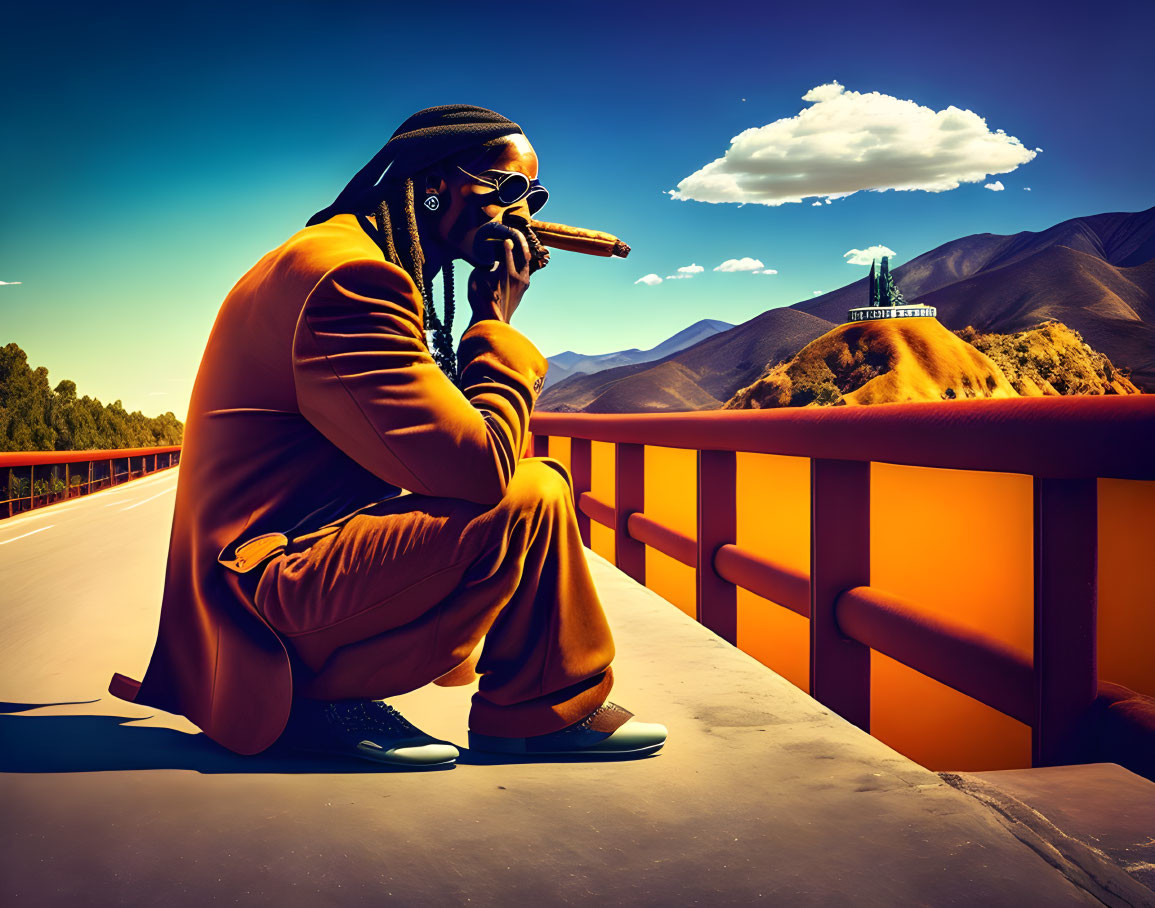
[{"x1": 424, "y1": 193, "x2": 441, "y2": 212}]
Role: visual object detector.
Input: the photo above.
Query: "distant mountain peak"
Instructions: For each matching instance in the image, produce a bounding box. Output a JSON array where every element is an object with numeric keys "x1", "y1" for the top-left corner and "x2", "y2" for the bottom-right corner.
[{"x1": 543, "y1": 318, "x2": 735, "y2": 391}]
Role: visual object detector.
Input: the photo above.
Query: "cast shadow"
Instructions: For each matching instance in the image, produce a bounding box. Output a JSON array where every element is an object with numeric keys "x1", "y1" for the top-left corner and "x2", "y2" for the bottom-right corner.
[
  {"x1": 0, "y1": 702, "x2": 451, "y2": 774},
  {"x1": 0, "y1": 702, "x2": 664, "y2": 772}
]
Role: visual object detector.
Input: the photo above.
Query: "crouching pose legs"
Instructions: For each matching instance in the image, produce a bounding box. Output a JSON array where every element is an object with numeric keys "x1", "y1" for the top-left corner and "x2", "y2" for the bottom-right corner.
[{"x1": 259, "y1": 458, "x2": 666, "y2": 766}]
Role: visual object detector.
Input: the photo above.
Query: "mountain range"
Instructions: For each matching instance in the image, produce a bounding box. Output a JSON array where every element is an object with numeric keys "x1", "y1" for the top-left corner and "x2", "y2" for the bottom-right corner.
[
  {"x1": 544, "y1": 318, "x2": 733, "y2": 390},
  {"x1": 537, "y1": 204, "x2": 1155, "y2": 412}
]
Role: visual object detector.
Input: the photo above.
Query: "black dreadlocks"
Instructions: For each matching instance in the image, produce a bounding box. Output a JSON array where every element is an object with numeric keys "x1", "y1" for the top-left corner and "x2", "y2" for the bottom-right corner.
[{"x1": 368, "y1": 180, "x2": 457, "y2": 380}]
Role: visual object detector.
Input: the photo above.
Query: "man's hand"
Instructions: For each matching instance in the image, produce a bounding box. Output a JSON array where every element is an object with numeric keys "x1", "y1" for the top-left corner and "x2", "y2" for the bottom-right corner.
[{"x1": 467, "y1": 228, "x2": 532, "y2": 325}]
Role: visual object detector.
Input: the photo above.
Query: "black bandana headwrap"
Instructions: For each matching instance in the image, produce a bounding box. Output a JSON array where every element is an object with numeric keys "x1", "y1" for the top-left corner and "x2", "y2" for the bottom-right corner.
[{"x1": 306, "y1": 104, "x2": 524, "y2": 226}]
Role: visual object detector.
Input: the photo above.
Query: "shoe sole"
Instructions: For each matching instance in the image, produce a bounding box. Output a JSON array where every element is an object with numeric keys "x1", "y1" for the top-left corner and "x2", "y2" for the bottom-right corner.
[
  {"x1": 295, "y1": 743, "x2": 458, "y2": 768},
  {"x1": 468, "y1": 730, "x2": 666, "y2": 757}
]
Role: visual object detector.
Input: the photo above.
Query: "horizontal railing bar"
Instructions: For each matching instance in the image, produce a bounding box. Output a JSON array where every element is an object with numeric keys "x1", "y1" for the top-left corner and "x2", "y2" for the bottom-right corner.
[
  {"x1": 714, "y1": 544, "x2": 811, "y2": 618},
  {"x1": 0, "y1": 446, "x2": 181, "y2": 468},
  {"x1": 531, "y1": 396, "x2": 1155, "y2": 480},
  {"x1": 626, "y1": 512, "x2": 698, "y2": 568},
  {"x1": 836, "y1": 585, "x2": 1034, "y2": 725},
  {"x1": 577, "y1": 492, "x2": 615, "y2": 529}
]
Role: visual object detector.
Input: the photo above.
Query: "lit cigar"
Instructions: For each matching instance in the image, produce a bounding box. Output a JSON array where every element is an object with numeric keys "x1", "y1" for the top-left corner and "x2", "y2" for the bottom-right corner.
[{"x1": 529, "y1": 220, "x2": 631, "y2": 258}]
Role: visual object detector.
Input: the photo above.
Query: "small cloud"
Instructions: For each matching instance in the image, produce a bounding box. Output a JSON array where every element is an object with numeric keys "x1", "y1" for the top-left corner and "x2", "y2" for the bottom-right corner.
[
  {"x1": 714, "y1": 257, "x2": 765, "y2": 272},
  {"x1": 635, "y1": 274, "x2": 663, "y2": 286},
  {"x1": 811, "y1": 201, "x2": 823, "y2": 207},
  {"x1": 676, "y1": 263, "x2": 705, "y2": 275},
  {"x1": 812, "y1": 290, "x2": 825, "y2": 297},
  {"x1": 0, "y1": 281, "x2": 22, "y2": 286},
  {"x1": 1023, "y1": 186, "x2": 1032, "y2": 191},
  {"x1": 984, "y1": 180, "x2": 1005, "y2": 191},
  {"x1": 664, "y1": 274, "x2": 694, "y2": 280},
  {"x1": 843, "y1": 245, "x2": 897, "y2": 266},
  {"x1": 1034, "y1": 147, "x2": 1043, "y2": 152},
  {"x1": 754, "y1": 268, "x2": 778, "y2": 275},
  {"x1": 824, "y1": 199, "x2": 831, "y2": 204}
]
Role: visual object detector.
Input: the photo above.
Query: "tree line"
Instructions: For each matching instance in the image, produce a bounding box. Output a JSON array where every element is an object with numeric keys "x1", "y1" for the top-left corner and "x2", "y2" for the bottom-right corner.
[{"x1": 0, "y1": 342, "x2": 183, "y2": 452}]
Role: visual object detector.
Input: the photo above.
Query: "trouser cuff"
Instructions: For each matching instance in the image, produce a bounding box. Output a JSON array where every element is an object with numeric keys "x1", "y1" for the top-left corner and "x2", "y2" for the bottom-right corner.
[{"x1": 467, "y1": 666, "x2": 614, "y2": 738}]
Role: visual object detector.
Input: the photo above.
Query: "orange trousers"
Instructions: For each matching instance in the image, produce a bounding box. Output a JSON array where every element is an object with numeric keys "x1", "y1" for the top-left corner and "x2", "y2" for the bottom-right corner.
[{"x1": 252, "y1": 457, "x2": 616, "y2": 738}]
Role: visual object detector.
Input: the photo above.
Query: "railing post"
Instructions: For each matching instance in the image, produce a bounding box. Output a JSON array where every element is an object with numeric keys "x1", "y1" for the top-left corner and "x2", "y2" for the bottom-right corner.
[
  {"x1": 697, "y1": 450, "x2": 737, "y2": 645},
  {"x1": 109, "y1": 459, "x2": 115, "y2": 486},
  {"x1": 1032, "y1": 477, "x2": 1098, "y2": 766},
  {"x1": 532, "y1": 434, "x2": 550, "y2": 458},
  {"x1": 570, "y1": 438, "x2": 592, "y2": 547},
  {"x1": 810, "y1": 458, "x2": 871, "y2": 732},
  {"x1": 88, "y1": 460, "x2": 93, "y2": 495},
  {"x1": 615, "y1": 442, "x2": 646, "y2": 583}
]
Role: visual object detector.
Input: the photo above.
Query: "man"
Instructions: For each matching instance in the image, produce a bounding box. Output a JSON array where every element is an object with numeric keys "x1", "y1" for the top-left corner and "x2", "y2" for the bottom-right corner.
[{"x1": 109, "y1": 104, "x2": 667, "y2": 767}]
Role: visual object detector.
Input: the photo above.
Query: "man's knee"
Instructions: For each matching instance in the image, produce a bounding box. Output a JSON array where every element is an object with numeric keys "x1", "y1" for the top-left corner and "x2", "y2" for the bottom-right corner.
[{"x1": 500, "y1": 457, "x2": 574, "y2": 516}]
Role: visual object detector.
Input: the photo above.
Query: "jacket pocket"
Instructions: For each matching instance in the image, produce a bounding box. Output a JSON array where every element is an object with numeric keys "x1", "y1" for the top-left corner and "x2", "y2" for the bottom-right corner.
[{"x1": 218, "y1": 532, "x2": 289, "y2": 574}]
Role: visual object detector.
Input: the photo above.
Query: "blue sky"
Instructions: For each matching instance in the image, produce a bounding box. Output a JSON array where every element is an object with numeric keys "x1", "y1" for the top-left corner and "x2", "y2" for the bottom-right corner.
[{"x1": 3, "y1": 0, "x2": 1152, "y2": 421}]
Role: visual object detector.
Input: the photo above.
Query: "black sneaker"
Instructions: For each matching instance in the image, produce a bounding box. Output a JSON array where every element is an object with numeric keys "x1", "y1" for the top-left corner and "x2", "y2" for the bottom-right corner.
[{"x1": 282, "y1": 699, "x2": 459, "y2": 767}]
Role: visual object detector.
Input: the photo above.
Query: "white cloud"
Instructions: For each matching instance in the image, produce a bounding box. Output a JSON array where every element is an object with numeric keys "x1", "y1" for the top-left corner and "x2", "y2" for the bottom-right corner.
[
  {"x1": 0, "y1": 280, "x2": 22, "y2": 286},
  {"x1": 824, "y1": 199, "x2": 831, "y2": 204},
  {"x1": 812, "y1": 290, "x2": 825, "y2": 296},
  {"x1": 811, "y1": 201, "x2": 822, "y2": 207},
  {"x1": 664, "y1": 274, "x2": 694, "y2": 280},
  {"x1": 676, "y1": 263, "x2": 705, "y2": 275},
  {"x1": 984, "y1": 180, "x2": 1005, "y2": 191},
  {"x1": 669, "y1": 81, "x2": 1038, "y2": 207},
  {"x1": 843, "y1": 245, "x2": 897, "y2": 266},
  {"x1": 1023, "y1": 186, "x2": 1032, "y2": 191},
  {"x1": 634, "y1": 274, "x2": 663, "y2": 286},
  {"x1": 1034, "y1": 147, "x2": 1043, "y2": 152},
  {"x1": 755, "y1": 268, "x2": 778, "y2": 275},
  {"x1": 714, "y1": 257, "x2": 765, "y2": 272}
]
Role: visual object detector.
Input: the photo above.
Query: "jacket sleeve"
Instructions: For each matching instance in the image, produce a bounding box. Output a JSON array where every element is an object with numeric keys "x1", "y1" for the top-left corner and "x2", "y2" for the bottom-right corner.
[{"x1": 292, "y1": 257, "x2": 548, "y2": 505}]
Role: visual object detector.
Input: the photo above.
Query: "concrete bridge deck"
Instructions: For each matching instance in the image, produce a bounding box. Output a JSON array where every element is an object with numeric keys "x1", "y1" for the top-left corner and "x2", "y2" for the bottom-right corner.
[{"x1": 0, "y1": 469, "x2": 1147, "y2": 905}]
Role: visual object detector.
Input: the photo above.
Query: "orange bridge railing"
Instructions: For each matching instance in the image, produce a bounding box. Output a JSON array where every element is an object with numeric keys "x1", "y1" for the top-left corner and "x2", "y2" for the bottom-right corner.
[
  {"x1": 529, "y1": 395, "x2": 1155, "y2": 769},
  {"x1": 1, "y1": 446, "x2": 181, "y2": 519}
]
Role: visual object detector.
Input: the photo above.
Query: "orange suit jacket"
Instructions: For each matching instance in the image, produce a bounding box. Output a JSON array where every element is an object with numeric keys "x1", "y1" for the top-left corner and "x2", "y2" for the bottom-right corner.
[{"x1": 109, "y1": 213, "x2": 549, "y2": 755}]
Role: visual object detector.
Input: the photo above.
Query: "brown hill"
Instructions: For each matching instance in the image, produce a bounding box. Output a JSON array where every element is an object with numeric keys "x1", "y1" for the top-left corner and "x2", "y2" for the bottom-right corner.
[
  {"x1": 538, "y1": 307, "x2": 836, "y2": 412},
  {"x1": 722, "y1": 318, "x2": 1139, "y2": 410},
  {"x1": 724, "y1": 317, "x2": 1016, "y2": 409},
  {"x1": 584, "y1": 361, "x2": 723, "y2": 413}
]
